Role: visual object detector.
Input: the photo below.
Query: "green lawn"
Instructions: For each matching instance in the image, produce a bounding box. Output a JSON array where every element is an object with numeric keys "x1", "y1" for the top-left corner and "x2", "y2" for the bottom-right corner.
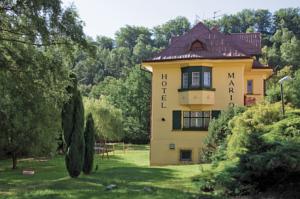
[{"x1": 0, "y1": 145, "x2": 217, "y2": 199}]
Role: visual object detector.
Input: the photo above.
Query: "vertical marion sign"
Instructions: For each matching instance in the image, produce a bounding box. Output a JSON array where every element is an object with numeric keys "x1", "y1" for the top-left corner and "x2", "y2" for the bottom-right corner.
[{"x1": 228, "y1": 72, "x2": 235, "y2": 107}]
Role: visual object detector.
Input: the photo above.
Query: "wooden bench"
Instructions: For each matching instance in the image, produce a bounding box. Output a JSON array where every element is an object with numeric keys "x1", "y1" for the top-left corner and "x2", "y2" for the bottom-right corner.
[{"x1": 94, "y1": 142, "x2": 116, "y2": 159}]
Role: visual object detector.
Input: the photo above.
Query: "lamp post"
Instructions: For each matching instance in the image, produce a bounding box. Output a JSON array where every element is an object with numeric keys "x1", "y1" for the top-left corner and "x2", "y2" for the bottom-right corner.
[{"x1": 278, "y1": 76, "x2": 292, "y2": 116}]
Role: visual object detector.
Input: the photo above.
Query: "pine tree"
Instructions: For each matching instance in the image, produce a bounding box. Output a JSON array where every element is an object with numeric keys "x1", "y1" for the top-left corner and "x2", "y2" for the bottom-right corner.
[
  {"x1": 83, "y1": 113, "x2": 95, "y2": 174},
  {"x1": 62, "y1": 74, "x2": 85, "y2": 178}
]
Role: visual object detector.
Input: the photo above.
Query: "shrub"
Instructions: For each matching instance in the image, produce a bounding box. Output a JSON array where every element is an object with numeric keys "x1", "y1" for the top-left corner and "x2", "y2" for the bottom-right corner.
[
  {"x1": 266, "y1": 67, "x2": 300, "y2": 108},
  {"x1": 83, "y1": 113, "x2": 95, "y2": 174},
  {"x1": 198, "y1": 103, "x2": 300, "y2": 196},
  {"x1": 226, "y1": 103, "x2": 283, "y2": 159},
  {"x1": 201, "y1": 106, "x2": 246, "y2": 162}
]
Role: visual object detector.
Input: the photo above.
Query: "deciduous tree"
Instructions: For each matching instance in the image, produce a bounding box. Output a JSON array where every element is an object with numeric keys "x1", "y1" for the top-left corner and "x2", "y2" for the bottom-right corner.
[{"x1": 84, "y1": 97, "x2": 123, "y2": 142}]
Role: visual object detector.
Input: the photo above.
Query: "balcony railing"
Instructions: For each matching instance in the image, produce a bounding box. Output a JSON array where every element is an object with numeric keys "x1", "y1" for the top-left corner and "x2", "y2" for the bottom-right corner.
[
  {"x1": 244, "y1": 94, "x2": 264, "y2": 106},
  {"x1": 178, "y1": 88, "x2": 215, "y2": 105}
]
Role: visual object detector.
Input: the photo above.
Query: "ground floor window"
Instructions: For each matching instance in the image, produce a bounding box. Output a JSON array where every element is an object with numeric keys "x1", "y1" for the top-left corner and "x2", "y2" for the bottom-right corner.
[
  {"x1": 183, "y1": 111, "x2": 210, "y2": 130},
  {"x1": 180, "y1": 150, "x2": 192, "y2": 161}
]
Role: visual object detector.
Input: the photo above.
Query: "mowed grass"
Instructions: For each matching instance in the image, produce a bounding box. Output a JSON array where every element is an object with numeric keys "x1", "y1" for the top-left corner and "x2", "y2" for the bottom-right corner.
[{"x1": 0, "y1": 145, "x2": 216, "y2": 199}]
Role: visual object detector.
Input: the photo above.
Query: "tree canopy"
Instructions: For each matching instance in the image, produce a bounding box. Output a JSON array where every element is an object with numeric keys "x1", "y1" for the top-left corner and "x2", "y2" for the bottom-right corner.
[
  {"x1": 0, "y1": 0, "x2": 87, "y2": 47},
  {"x1": 0, "y1": 0, "x2": 88, "y2": 169},
  {"x1": 84, "y1": 97, "x2": 123, "y2": 141}
]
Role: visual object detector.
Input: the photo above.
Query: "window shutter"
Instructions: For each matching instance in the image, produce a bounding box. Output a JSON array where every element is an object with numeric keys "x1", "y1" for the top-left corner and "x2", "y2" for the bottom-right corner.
[
  {"x1": 212, "y1": 110, "x2": 221, "y2": 119},
  {"x1": 172, "y1": 110, "x2": 181, "y2": 130}
]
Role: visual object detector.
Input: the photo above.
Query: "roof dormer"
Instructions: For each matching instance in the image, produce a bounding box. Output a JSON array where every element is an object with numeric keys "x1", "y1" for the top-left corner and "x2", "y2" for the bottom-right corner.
[{"x1": 190, "y1": 40, "x2": 206, "y2": 52}]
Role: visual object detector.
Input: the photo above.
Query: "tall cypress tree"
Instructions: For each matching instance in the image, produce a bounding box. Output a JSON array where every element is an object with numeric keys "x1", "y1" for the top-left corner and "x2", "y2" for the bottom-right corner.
[
  {"x1": 83, "y1": 113, "x2": 95, "y2": 174},
  {"x1": 62, "y1": 74, "x2": 85, "y2": 178}
]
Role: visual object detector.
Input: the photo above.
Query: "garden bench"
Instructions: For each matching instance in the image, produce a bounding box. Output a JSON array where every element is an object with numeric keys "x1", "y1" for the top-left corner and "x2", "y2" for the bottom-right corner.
[{"x1": 94, "y1": 142, "x2": 116, "y2": 159}]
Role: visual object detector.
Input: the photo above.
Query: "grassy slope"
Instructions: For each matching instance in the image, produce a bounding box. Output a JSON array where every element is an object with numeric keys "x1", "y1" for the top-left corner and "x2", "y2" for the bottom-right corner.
[{"x1": 0, "y1": 145, "x2": 217, "y2": 199}]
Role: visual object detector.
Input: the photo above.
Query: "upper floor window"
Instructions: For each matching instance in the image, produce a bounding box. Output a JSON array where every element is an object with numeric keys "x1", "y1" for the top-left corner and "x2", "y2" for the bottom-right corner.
[
  {"x1": 247, "y1": 80, "x2": 253, "y2": 94},
  {"x1": 180, "y1": 66, "x2": 213, "y2": 90},
  {"x1": 191, "y1": 72, "x2": 200, "y2": 87},
  {"x1": 203, "y1": 71, "x2": 211, "y2": 87},
  {"x1": 182, "y1": 72, "x2": 188, "y2": 89}
]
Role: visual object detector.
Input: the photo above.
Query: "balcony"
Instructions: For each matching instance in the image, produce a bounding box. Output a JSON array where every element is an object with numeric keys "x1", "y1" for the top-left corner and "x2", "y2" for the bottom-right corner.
[
  {"x1": 178, "y1": 88, "x2": 215, "y2": 105},
  {"x1": 244, "y1": 94, "x2": 264, "y2": 106}
]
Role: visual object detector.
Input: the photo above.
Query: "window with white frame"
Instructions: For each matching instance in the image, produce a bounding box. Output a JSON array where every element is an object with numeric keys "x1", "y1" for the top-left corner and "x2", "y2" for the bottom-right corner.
[
  {"x1": 182, "y1": 72, "x2": 188, "y2": 89},
  {"x1": 203, "y1": 71, "x2": 211, "y2": 87},
  {"x1": 180, "y1": 66, "x2": 212, "y2": 90},
  {"x1": 191, "y1": 72, "x2": 200, "y2": 87},
  {"x1": 183, "y1": 111, "x2": 211, "y2": 130}
]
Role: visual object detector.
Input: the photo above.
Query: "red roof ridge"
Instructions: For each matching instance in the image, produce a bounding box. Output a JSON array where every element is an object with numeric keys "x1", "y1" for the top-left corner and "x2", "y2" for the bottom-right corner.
[
  {"x1": 228, "y1": 32, "x2": 261, "y2": 55},
  {"x1": 230, "y1": 32, "x2": 260, "y2": 35},
  {"x1": 145, "y1": 22, "x2": 262, "y2": 62},
  {"x1": 170, "y1": 22, "x2": 211, "y2": 42},
  {"x1": 153, "y1": 22, "x2": 211, "y2": 59}
]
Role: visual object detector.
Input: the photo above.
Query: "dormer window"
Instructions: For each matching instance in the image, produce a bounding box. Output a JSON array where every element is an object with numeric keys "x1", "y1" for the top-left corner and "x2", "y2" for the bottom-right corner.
[{"x1": 190, "y1": 40, "x2": 206, "y2": 51}]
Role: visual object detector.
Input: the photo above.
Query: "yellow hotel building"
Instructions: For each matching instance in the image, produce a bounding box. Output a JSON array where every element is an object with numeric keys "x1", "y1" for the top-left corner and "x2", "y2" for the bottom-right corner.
[{"x1": 142, "y1": 22, "x2": 273, "y2": 165}]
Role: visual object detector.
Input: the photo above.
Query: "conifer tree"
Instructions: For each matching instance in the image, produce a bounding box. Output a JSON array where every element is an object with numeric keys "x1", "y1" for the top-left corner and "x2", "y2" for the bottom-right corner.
[
  {"x1": 62, "y1": 74, "x2": 85, "y2": 178},
  {"x1": 83, "y1": 113, "x2": 95, "y2": 174}
]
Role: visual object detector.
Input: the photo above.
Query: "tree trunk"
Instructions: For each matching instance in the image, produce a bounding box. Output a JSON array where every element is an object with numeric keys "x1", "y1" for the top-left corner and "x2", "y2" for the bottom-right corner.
[{"x1": 12, "y1": 152, "x2": 17, "y2": 169}]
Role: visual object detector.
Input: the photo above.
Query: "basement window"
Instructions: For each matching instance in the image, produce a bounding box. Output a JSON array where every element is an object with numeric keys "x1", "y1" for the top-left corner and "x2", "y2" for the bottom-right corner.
[{"x1": 180, "y1": 150, "x2": 192, "y2": 162}]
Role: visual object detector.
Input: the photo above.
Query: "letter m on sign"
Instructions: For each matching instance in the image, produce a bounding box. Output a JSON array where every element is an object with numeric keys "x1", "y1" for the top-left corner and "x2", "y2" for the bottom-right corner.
[{"x1": 228, "y1": 73, "x2": 234, "y2": 78}]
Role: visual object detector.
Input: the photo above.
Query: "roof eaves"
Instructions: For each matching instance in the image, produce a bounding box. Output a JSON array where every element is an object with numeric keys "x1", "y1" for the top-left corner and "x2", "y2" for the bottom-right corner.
[{"x1": 143, "y1": 55, "x2": 252, "y2": 63}]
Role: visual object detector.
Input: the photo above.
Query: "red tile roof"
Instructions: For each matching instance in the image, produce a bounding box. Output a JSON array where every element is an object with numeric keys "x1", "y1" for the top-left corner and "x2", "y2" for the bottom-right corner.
[
  {"x1": 144, "y1": 22, "x2": 262, "y2": 62},
  {"x1": 252, "y1": 60, "x2": 272, "y2": 69}
]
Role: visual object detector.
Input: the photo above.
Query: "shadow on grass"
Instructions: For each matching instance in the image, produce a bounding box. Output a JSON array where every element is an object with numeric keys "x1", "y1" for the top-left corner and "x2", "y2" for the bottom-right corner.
[
  {"x1": 41, "y1": 155, "x2": 176, "y2": 189},
  {"x1": 0, "y1": 153, "x2": 220, "y2": 199},
  {"x1": 15, "y1": 185, "x2": 220, "y2": 199}
]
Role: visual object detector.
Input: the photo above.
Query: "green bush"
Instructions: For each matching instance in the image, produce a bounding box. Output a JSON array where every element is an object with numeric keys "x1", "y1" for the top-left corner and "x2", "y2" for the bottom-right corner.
[
  {"x1": 226, "y1": 103, "x2": 283, "y2": 159},
  {"x1": 198, "y1": 103, "x2": 300, "y2": 196},
  {"x1": 266, "y1": 67, "x2": 300, "y2": 108},
  {"x1": 201, "y1": 106, "x2": 245, "y2": 162},
  {"x1": 83, "y1": 113, "x2": 95, "y2": 174}
]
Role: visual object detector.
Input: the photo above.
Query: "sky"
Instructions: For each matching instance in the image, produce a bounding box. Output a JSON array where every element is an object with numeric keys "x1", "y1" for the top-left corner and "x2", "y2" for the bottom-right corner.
[{"x1": 62, "y1": 0, "x2": 300, "y2": 39}]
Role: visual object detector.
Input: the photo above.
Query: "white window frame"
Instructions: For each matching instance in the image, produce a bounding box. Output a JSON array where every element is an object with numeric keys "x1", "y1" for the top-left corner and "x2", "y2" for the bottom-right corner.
[
  {"x1": 182, "y1": 72, "x2": 188, "y2": 88},
  {"x1": 191, "y1": 72, "x2": 200, "y2": 87},
  {"x1": 203, "y1": 71, "x2": 211, "y2": 87},
  {"x1": 183, "y1": 111, "x2": 211, "y2": 129}
]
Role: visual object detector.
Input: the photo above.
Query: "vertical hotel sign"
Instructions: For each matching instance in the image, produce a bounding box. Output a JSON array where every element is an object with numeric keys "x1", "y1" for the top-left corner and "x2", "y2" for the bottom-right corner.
[
  {"x1": 228, "y1": 72, "x2": 235, "y2": 107},
  {"x1": 161, "y1": 74, "x2": 167, "y2": 108}
]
